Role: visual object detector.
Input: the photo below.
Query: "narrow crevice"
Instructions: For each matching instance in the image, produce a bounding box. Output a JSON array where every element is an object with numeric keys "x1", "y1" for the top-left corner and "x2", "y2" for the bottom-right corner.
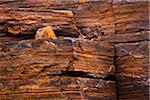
[
  {"x1": 114, "y1": 46, "x2": 120, "y2": 100},
  {"x1": 111, "y1": 2, "x2": 125, "y2": 99},
  {"x1": 13, "y1": 33, "x2": 35, "y2": 40},
  {"x1": 1, "y1": 90, "x2": 80, "y2": 95},
  {"x1": 113, "y1": 40, "x2": 149, "y2": 44},
  {"x1": 61, "y1": 71, "x2": 94, "y2": 78},
  {"x1": 103, "y1": 74, "x2": 116, "y2": 81},
  {"x1": 78, "y1": 41, "x2": 84, "y2": 52},
  {"x1": 36, "y1": 63, "x2": 60, "y2": 75},
  {"x1": 49, "y1": 70, "x2": 116, "y2": 81},
  {"x1": 0, "y1": 0, "x2": 18, "y2": 4}
]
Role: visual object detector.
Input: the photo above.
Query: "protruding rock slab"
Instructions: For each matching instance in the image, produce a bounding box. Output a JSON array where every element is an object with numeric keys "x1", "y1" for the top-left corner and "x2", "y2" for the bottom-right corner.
[
  {"x1": 0, "y1": 39, "x2": 115, "y2": 79},
  {"x1": 0, "y1": 39, "x2": 117, "y2": 99},
  {"x1": 115, "y1": 41, "x2": 149, "y2": 100}
]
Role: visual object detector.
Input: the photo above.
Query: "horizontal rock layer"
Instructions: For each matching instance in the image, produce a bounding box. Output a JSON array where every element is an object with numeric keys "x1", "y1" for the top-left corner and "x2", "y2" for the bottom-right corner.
[{"x1": 0, "y1": 76, "x2": 116, "y2": 100}]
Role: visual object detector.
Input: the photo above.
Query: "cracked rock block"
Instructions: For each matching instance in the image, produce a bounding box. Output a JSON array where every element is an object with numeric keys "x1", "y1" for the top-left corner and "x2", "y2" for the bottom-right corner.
[
  {"x1": 0, "y1": 39, "x2": 117, "y2": 99},
  {"x1": 115, "y1": 41, "x2": 149, "y2": 100},
  {"x1": 73, "y1": 39, "x2": 115, "y2": 78}
]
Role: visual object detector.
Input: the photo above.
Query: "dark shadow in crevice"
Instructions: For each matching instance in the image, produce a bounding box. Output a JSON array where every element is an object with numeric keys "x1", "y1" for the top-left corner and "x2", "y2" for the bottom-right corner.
[
  {"x1": 61, "y1": 71, "x2": 94, "y2": 78},
  {"x1": 13, "y1": 33, "x2": 35, "y2": 40},
  {"x1": 103, "y1": 74, "x2": 116, "y2": 81},
  {"x1": 114, "y1": 46, "x2": 120, "y2": 100},
  {"x1": 54, "y1": 71, "x2": 117, "y2": 81}
]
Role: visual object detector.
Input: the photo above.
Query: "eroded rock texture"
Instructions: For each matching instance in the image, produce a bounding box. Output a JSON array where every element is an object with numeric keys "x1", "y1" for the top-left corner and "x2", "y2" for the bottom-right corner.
[
  {"x1": 0, "y1": 0, "x2": 149, "y2": 100},
  {"x1": 115, "y1": 41, "x2": 149, "y2": 100},
  {"x1": 0, "y1": 39, "x2": 116, "y2": 100}
]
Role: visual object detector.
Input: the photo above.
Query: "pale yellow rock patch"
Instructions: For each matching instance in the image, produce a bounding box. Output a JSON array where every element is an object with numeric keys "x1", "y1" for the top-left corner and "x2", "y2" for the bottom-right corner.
[{"x1": 35, "y1": 26, "x2": 57, "y2": 40}]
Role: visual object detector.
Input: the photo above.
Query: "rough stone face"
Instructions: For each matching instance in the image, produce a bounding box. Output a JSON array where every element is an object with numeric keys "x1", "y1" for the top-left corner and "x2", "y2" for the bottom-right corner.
[
  {"x1": 0, "y1": 0, "x2": 149, "y2": 100},
  {"x1": 0, "y1": 0, "x2": 78, "y2": 37},
  {"x1": 101, "y1": 31, "x2": 149, "y2": 43},
  {"x1": 73, "y1": 1, "x2": 115, "y2": 39},
  {"x1": 0, "y1": 39, "x2": 73, "y2": 79},
  {"x1": 0, "y1": 39, "x2": 117, "y2": 99},
  {"x1": 73, "y1": 39, "x2": 115, "y2": 77},
  {"x1": 115, "y1": 41, "x2": 149, "y2": 100},
  {"x1": 0, "y1": 0, "x2": 149, "y2": 42},
  {"x1": 113, "y1": 2, "x2": 149, "y2": 34},
  {"x1": 0, "y1": 76, "x2": 116, "y2": 100}
]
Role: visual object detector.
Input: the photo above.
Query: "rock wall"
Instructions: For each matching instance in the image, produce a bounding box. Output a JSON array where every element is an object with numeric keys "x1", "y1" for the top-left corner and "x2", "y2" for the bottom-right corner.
[{"x1": 0, "y1": 0, "x2": 149, "y2": 100}]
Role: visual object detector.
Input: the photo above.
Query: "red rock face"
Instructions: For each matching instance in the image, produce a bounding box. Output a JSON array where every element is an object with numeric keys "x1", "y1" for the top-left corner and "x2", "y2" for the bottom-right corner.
[
  {"x1": 0, "y1": 39, "x2": 117, "y2": 99},
  {"x1": 0, "y1": 0, "x2": 149, "y2": 100}
]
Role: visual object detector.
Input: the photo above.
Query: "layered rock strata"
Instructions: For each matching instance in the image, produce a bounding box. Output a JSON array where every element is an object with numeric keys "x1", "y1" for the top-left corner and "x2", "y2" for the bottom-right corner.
[{"x1": 0, "y1": 0, "x2": 149, "y2": 100}]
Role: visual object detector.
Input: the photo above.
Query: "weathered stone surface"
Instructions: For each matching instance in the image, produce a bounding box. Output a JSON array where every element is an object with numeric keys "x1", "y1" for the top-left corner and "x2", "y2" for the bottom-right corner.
[
  {"x1": 0, "y1": 0, "x2": 149, "y2": 99},
  {"x1": 0, "y1": 0, "x2": 78, "y2": 37},
  {"x1": 113, "y1": 2, "x2": 149, "y2": 34},
  {"x1": 0, "y1": 39, "x2": 73, "y2": 80},
  {"x1": 0, "y1": 76, "x2": 116, "y2": 100},
  {"x1": 73, "y1": 39, "x2": 115, "y2": 77},
  {"x1": 73, "y1": 1, "x2": 115, "y2": 39},
  {"x1": 115, "y1": 41, "x2": 149, "y2": 100},
  {"x1": 0, "y1": 39, "x2": 114, "y2": 79},
  {"x1": 0, "y1": 0, "x2": 149, "y2": 40},
  {"x1": 0, "y1": 39, "x2": 117, "y2": 99}
]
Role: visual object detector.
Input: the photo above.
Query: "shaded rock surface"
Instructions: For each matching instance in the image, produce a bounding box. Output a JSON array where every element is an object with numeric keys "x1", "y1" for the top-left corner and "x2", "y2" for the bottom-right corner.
[{"x1": 115, "y1": 41, "x2": 149, "y2": 100}]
